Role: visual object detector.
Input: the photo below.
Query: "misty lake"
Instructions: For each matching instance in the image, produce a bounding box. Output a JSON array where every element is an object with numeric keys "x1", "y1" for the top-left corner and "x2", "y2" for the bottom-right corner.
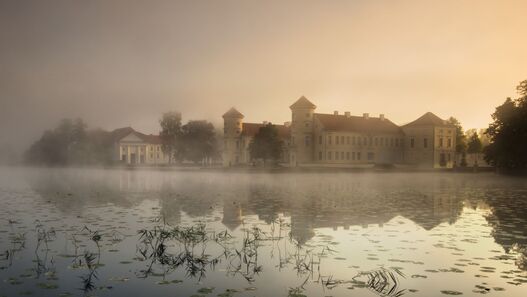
[{"x1": 0, "y1": 167, "x2": 526, "y2": 297}]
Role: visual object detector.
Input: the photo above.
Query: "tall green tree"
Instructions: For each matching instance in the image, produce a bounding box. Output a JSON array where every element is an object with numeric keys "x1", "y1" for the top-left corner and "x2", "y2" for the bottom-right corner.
[
  {"x1": 484, "y1": 80, "x2": 527, "y2": 173},
  {"x1": 180, "y1": 120, "x2": 218, "y2": 165},
  {"x1": 248, "y1": 123, "x2": 283, "y2": 166},
  {"x1": 159, "y1": 111, "x2": 182, "y2": 164}
]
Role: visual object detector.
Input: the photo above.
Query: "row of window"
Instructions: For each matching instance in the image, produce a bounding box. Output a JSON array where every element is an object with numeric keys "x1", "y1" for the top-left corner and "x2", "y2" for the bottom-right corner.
[
  {"x1": 315, "y1": 135, "x2": 403, "y2": 148},
  {"x1": 121, "y1": 153, "x2": 162, "y2": 161},
  {"x1": 319, "y1": 151, "x2": 375, "y2": 161},
  {"x1": 409, "y1": 137, "x2": 452, "y2": 149},
  {"x1": 121, "y1": 145, "x2": 161, "y2": 152}
]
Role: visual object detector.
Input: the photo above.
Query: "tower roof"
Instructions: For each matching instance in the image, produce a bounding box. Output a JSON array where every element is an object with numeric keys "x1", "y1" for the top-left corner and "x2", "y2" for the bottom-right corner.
[
  {"x1": 222, "y1": 107, "x2": 244, "y2": 119},
  {"x1": 289, "y1": 96, "x2": 316, "y2": 109},
  {"x1": 403, "y1": 112, "x2": 451, "y2": 127}
]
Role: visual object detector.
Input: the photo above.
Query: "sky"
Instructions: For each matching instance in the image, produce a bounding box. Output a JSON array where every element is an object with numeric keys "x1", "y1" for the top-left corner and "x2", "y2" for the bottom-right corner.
[{"x1": 1, "y1": 0, "x2": 526, "y2": 151}]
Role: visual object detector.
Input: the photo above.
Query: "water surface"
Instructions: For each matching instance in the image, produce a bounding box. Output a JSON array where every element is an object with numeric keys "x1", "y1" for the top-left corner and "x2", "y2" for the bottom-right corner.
[{"x1": 1, "y1": 167, "x2": 526, "y2": 297}]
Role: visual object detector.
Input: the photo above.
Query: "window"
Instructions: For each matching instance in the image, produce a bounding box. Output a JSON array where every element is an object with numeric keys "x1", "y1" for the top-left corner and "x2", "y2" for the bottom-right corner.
[
  {"x1": 375, "y1": 138, "x2": 378, "y2": 146},
  {"x1": 357, "y1": 152, "x2": 361, "y2": 160},
  {"x1": 448, "y1": 153, "x2": 451, "y2": 161},
  {"x1": 346, "y1": 136, "x2": 350, "y2": 144},
  {"x1": 447, "y1": 138, "x2": 452, "y2": 148},
  {"x1": 319, "y1": 135, "x2": 322, "y2": 145},
  {"x1": 363, "y1": 137, "x2": 367, "y2": 146},
  {"x1": 327, "y1": 151, "x2": 332, "y2": 160},
  {"x1": 306, "y1": 113, "x2": 310, "y2": 118},
  {"x1": 424, "y1": 138, "x2": 428, "y2": 148},
  {"x1": 157, "y1": 153, "x2": 160, "y2": 159},
  {"x1": 352, "y1": 136, "x2": 356, "y2": 145},
  {"x1": 341, "y1": 151, "x2": 344, "y2": 160},
  {"x1": 352, "y1": 152, "x2": 356, "y2": 160},
  {"x1": 305, "y1": 136, "x2": 310, "y2": 147},
  {"x1": 369, "y1": 137, "x2": 372, "y2": 146},
  {"x1": 368, "y1": 152, "x2": 374, "y2": 161},
  {"x1": 319, "y1": 151, "x2": 322, "y2": 160},
  {"x1": 150, "y1": 153, "x2": 153, "y2": 158},
  {"x1": 336, "y1": 136, "x2": 339, "y2": 145},
  {"x1": 439, "y1": 138, "x2": 443, "y2": 148},
  {"x1": 304, "y1": 122, "x2": 309, "y2": 128},
  {"x1": 236, "y1": 140, "x2": 239, "y2": 149},
  {"x1": 340, "y1": 136, "x2": 344, "y2": 144},
  {"x1": 390, "y1": 138, "x2": 394, "y2": 147},
  {"x1": 292, "y1": 136, "x2": 295, "y2": 145},
  {"x1": 380, "y1": 137, "x2": 383, "y2": 146},
  {"x1": 410, "y1": 138, "x2": 415, "y2": 148},
  {"x1": 395, "y1": 138, "x2": 399, "y2": 147},
  {"x1": 346, "y1": 152, "x2": 350, "y2": 160},
  {"x1": 335, "y1": 151, "x2": 339, "y2": 160},
  {"x1": 328, "y1": 136, "x2": 332, "y2": 145}
]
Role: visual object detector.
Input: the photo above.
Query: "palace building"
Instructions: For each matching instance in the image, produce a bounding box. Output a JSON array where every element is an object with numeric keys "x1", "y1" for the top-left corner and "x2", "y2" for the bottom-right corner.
[{"x1": 223, "y1": 96, "x2": 456, "y2": 168}]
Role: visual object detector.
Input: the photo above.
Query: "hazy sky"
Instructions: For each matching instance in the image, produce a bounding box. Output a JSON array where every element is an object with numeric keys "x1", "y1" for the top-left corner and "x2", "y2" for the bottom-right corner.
[{"x1": 1, "y1": 0, "x2": 526, "y2": 150}]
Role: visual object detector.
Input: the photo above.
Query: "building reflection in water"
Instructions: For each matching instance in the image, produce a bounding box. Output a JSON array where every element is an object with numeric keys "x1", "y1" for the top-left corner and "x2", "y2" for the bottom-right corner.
[{"x1": 27, "y1": 169, "x2": 527, "y2": 256}]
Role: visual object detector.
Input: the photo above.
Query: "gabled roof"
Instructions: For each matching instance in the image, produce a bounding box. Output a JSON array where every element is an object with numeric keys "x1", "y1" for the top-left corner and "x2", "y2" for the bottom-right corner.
[
  {"x1": 290, "y1": 96, "x2": 316, "y2": 109},
  {"x1": 403, "y1": 112, "x2": 451, "y2": 127},
  {"x1": 223, "y1": 107, "x2": 244, "y2": 119},
  {"x1": 241, "y1": 123, "x2": 291, "y2": 139},
  {"x1": 314, "y1": 113, "x2": 403, "y2": 134},
  {"x1": 111, "y1": 127, "x2": 163, "y2": 144}
]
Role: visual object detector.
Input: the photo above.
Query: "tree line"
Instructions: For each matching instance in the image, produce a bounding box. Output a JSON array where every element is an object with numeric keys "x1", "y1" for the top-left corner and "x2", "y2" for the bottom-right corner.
[
  {"x1": 158, "y1": 111, "x2": 219, "y2": 165},
  {"x1": 25, "y1": 112, "x2": 219, "y2": 166}
]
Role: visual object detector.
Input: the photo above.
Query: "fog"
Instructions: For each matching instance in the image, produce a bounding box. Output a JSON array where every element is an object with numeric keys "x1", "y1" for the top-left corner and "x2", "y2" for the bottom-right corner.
[{"x1": 2, "y1": 0, "x2": 527, "y2": 154}]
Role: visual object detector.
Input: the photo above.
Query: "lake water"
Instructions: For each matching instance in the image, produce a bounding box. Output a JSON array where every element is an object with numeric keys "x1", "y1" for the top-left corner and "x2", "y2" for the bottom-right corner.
[{"x1": 0, "y1": 167, "x2": 526, "y2": 297}]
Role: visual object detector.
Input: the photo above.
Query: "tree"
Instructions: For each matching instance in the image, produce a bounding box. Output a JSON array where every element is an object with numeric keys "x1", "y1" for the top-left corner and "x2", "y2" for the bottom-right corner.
[
  {"x1": 159, "y1": 111, "x2": 182, "y2": 164},
  {"x1": 248, "y1": 123, "x2": 283, "y2": 166},
  {"x1": 24, "y1": 117, "x2": 101, "y2": 165},
  {"x1": 447, "y1": 117, "x2": 467, "y2": 166},
  {"x1": 467, "y1": 132, "x2": 483, "y2": 166},
  {"x1": 180, "y1": 120, "x2": 218, "y2": 165},
  {"x1": 484, "y1": 80, "x2": 527, "y2": 174}
]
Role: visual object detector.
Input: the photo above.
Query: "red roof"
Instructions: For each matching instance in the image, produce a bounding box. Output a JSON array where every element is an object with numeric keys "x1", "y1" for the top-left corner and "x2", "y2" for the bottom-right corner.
[
  {"x1": 242, "y1": 123, "x2": 291, "y2": 139},
  {"x1": 314, "y1": 113, "x2": 403, "y2": 134},
  {"x1": 403, "y1": 112, "x2": 451, "y2": 127}
]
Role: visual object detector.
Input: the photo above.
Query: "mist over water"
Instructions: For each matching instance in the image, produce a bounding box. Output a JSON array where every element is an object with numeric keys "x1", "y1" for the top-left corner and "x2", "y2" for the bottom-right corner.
[{"x1": 0, "y1": 167, "x2": 526, "y2": 296}]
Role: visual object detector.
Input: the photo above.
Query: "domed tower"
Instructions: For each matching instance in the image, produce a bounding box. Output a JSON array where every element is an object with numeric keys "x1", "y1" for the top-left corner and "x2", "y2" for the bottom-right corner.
[
  {"x1": 222, "y1": 108, "x2": 244, "y2": 167},
  {"x1": 290, "y1": 96, "x2": 316, "y2": 166}
]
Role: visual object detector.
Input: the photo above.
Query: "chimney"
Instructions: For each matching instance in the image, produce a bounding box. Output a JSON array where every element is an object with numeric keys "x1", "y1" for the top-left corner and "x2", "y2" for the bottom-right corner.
[
  {"x1": 380, "y1": 114, "x2": 385, "y2": 121},
  {"x1": 345, "y1": 111, "x2": 351, "y2": 118},
  {"x1": 263, "y1": 121, "x2": 268, "y2": 125},
  {"x1": 363, "y1": 113, "x2": 369, "y2": 119},
  {"x1": 333, "y1": 110, "x2": 339, "y2": 115}
]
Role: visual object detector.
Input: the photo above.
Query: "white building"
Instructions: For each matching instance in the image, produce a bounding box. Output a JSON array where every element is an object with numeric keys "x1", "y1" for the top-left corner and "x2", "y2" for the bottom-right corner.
[{"x1": 111, "y1": 127, "x2": 170, "y2": 165}]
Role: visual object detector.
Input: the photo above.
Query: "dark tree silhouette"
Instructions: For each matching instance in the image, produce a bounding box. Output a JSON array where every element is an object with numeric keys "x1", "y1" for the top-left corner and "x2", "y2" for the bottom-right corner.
[
  {"x1": 24, "y1": 118, "x2": 113, "y2": 165},
  {"x1": 159, "y1": 111, "x2": 182, "y2": 164},
  {"x1": 248, "y1": 123, "x2": 283, "y2": 166},
  {"x1": 467, "y1": 132, "x2": 483, "y2": 167},
  {"x1": 447, "y1": 117, "x2": 467, "y2": 166},
  {"x1": 484, "y1": 80, "x2": 527, "y2": 174},
  {"x1": 180, "y1": 120, "x2": 218, "y2": 165}
]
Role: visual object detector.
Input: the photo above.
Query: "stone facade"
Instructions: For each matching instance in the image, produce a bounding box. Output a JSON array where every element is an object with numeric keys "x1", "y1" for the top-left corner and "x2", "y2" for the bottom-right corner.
[{"x1": 223, "y1": 96, "x2": 456, "y2": 168}]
